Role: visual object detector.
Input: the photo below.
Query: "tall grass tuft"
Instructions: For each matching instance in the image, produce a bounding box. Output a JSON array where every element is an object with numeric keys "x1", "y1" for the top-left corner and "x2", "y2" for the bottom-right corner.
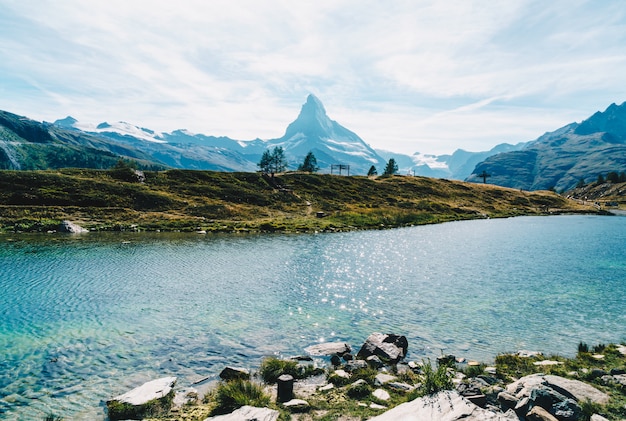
[{"x1": 212, "y1": 379, "x2": 270, "y2": 415}]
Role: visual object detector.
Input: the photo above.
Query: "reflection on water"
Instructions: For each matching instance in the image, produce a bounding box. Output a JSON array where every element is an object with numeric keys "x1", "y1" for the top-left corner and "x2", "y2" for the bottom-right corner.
[{"x1": 1, "y1": 215, "x2": 625, "y2": 420}]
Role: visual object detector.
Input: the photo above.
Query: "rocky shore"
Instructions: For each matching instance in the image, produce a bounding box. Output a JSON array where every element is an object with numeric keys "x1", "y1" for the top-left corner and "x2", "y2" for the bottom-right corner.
[{"x1": 105, "y1": 333, "x2": 626, "y2": 421}]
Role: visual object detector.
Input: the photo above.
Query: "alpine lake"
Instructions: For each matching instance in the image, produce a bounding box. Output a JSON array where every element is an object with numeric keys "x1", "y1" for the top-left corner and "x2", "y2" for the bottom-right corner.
[{"x1": 1, "y1": 214, "x2": 625, "y2": 420}]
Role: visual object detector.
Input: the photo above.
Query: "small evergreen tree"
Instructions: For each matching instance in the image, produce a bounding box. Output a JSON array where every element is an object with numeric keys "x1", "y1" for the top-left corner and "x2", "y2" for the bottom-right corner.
[
  {"x1": 271, "y1": 146, "x2": 287, "y2": 174},
  {"x1": 620, "y1": 172, "x2": 626, "y2": 183},
  {"x1": 607, "y1": 171, "x2": 620, "y2": 183},
  {"x1": 258, "y1": 150, "x2": 273, "y2": 174},
  {"x1": 367, "y1": 165, "x2": 377, "y2": 176},
  {"x1": 298, "y1": 151, "x2": 318, "y2": 173},
  {"x1": 576, "y1": 178, "x2": 586, "y2": 189},
  {"x1": 258, "y1": 147, "x2": 288, "y2": 176},
  {"x1": 383, "y1": 158, "x2": 398, "y2": 175},
  {"x1": 597, "y1": 174, "x2": 605, "y2": 184}
]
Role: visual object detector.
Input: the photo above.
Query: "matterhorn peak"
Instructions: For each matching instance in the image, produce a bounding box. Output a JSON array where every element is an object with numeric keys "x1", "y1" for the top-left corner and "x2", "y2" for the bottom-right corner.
[{"x1": 283, "y1": 94, "x2": 335, "y2": 138}]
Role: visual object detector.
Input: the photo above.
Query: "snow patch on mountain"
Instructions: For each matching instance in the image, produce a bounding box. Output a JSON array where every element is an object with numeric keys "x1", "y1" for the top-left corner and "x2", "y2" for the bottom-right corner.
[{"x1": 411, "y1": 152, "x2": 450, "y2": 169}]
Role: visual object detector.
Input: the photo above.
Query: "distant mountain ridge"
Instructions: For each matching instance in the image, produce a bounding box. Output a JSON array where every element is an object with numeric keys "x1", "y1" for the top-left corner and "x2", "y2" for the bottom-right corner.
[
  {"x1": 2, "y1": 96, "x2": 625, "y2": 188},
  {"x1": 466, "y1": 102, "x2": 626, "y2": 191},
  {"x1": 0, "y1": 95, "x2": 513, "y2": 176}
]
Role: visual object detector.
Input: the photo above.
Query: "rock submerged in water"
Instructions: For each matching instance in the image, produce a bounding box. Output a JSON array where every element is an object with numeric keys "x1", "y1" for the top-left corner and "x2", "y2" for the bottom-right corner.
[{"x1": 106, "y1": 376, "x2": 176, "y2": 420}]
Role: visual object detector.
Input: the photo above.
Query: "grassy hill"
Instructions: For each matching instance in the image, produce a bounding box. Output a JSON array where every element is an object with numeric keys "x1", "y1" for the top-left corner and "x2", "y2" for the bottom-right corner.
[{"x1": 0, "y1": 169, "x2": 596, "y2": 233}]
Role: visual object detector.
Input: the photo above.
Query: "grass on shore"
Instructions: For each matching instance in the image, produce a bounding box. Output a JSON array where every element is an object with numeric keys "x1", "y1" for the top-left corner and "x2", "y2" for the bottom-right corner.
[
  {"x1": 0, "y1": 168, "x2": 595, "y2": 233},
  {"x1": 141, "y1": 342, "x2": 626, "y2": 421}
]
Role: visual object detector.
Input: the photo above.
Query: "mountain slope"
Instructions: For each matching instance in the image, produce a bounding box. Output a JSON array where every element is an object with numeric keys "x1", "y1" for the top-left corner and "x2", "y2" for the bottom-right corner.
[
  {"x1": 466, "y1": 103, "x2": 626, "y2": 191},
  {"x1": 0, "y1": 110, "x2": 162, "y2": 170}
]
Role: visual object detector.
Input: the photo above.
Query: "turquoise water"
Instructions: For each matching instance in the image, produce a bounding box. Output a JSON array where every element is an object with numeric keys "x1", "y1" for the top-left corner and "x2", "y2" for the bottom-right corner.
[{"x1": 1, "y1": 215, "x2": 625, "y2": 420}]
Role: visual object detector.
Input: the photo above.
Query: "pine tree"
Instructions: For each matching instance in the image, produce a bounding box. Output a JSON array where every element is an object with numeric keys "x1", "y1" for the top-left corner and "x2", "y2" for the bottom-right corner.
[
  {"x1": 367, "y1": 165, "x2": 377, "y2": 176},
  {"x1": 383, "y1": 158, "x2": 398, "y2": 175},
  {"x1": 298, "y1": 151, "x2": 318, "y2": 173}
]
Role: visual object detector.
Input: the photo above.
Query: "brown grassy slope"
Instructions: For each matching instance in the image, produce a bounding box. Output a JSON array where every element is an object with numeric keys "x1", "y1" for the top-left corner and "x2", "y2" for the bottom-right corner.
[{"x1": 0, "y1": 169, "x2": 595, "y2": 233}]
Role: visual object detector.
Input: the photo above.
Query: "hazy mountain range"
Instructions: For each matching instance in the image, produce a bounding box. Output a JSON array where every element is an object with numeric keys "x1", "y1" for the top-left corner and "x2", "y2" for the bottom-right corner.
[{"x1": 1, "y1": 95, "x2": 625, "y2": 191}]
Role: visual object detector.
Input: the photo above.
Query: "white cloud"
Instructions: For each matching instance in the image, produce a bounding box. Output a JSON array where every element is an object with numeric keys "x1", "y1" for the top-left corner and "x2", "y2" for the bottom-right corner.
[{"x1": 1, "y1": 0, "x2": 626, "y2": 154}]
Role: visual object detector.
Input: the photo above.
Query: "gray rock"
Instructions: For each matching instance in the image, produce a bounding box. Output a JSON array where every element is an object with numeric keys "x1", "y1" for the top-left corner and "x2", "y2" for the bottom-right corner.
[
  {"x1": 372, "y1": 388, "x2": 390, "y2": 401},
  {"x1": 543, "y1": 375, "x2": 610, "y2": 404},
  {"x1": 526, "y1": 405, "x2": 558, "y2": 421},
  {"x1": 219, "y1": 366, "x2": 250, "y2": 381},
  {"x1": 59, "y1": 220, "x2": 88, "y2": 233},
  {"x1": 374, "y1": 373, "x2": 397, "y2": 386},
  {"x1": 590, "y1": 414, "x2": 610, "y2": 421},
  {"x1": 367, "y1": 355, "x2": 385, "y2": 369},
  {"x1": 507, "y1": 374, "x2": 609, "y2": 405},
  {"x1": 330, "y1": 369, "x2": 350, "y2": 380},
  {"x1": 356, "y1": 333, "x2": 408, "y2": 364},
  {"x1": 344, "y1": 359, "x2": 368, "y2": 372},
  {"x1": 369, "y1": 390, "x2": 519, "y2": 420},
  {"x1": 203, "y1": 405, "x2": 279, "y2": 421},
  {"x1": 497, "y1": 391, "x2": 519, "y2": 409},
  {"x1": 304, "y1": 342, "x2": 351, "y2": 356},
  {"x1": 387, "y1": 382, "x2": 415, "y2": 392},
  {"x1": 107, "y1": 376, "x2": 176, "y2": 420},
  {"x1": 282, "y1": 398, "x2": 310, "y2": 412},
  {"x1": 173, "y1": 387, "x2": 199, "y2": 408}
]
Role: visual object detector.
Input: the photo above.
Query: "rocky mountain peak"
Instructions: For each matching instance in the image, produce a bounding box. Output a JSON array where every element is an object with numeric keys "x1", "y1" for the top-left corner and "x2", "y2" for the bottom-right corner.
[
  {"x1": 283, "y1": 94, "x2": 334, "y2": 138},
  {"x1": 574, "y1": 101, "x2": 626, "y2": 140},
  {"x1": 53, "y1": 116, "x2": 78, "y2": 128}
]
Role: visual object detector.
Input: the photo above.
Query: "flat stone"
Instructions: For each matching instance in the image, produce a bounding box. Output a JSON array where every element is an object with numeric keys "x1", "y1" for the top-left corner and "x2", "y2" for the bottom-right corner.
[
  {"x1": 369, "y1": 390, "x2": 519, "y2": 420},
  {"x1": 370, "y1": 403, "x2": 387, "y2": 410},
  {"x1": 485, "y1": 366, "x2": 497, "y2": 374},
  {"x1": 374, "y1": 373, "x2": 397, "y2": 386},
  {"x1": 107, "y1": 376, "x2": 176, "y2": 420},
  {"x1": 526, "y1": 405, "x2": 559, "y2": 421},
  {"x1": 203, "y1": 405, "x2": 279, "y2": 421},
  {"x1": 533, "y1": 360, "x2": 564, "y2": 366},
  {"x1": 387, "y1": 382, "x2": 414, "y2": 392},
  {"x1": 591, "y1": 414, "x2": 610, "y2": 421},
  {"x1": 304, "y1": 342, "x2": 351, "y2": 356},
  {"x1": 109, "y1": 376, "x2": 176, "y2": 406},
  {"x1": 544, "y1": 375, "x2": 610, "y2": 404},
  {"x1": 372, "y1": 388, "x2": 390, "y2": 401},
  {"x1": 282, "y1": 398, "x2": 310, "y2": 411},
  {"x1": 318, "y1": 383, "x2": 334, "y2": 391},
  {"x1": 497, "y1": 391, "x2": 519, "y2": 409},
  {"x1": 332, "y1": 369, "x2": 350, "y2": 379}
]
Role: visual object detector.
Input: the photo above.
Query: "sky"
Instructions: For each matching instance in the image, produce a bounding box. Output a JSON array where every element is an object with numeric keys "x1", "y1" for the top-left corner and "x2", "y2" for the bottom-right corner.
[{"x1": 1, "y1": 1, "x2": 626, "y2": 155}]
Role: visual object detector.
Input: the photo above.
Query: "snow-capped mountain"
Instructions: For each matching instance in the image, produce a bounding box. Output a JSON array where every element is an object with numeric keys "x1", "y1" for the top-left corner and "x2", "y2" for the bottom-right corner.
[
  {"x1": 263, "y1": 94, "x2": 386, "y2": 173},
  {"x1": 2, "y1": 94, "x2": 526, "y2": 177},
  {"x1": 51, "y1": 94, "x2": 388, "y2": 174}
]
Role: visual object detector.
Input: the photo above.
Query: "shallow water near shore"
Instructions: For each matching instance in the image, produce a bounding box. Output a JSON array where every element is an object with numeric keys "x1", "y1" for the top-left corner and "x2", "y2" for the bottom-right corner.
[{"x1": 1, "y1": 214, "x2": 625, "y2": 420}]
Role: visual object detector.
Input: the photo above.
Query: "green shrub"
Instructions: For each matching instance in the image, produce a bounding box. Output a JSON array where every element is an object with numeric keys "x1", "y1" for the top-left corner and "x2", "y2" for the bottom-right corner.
[
  {"x1": 212, "y1": 379, "x2": 270, "y2": 415},
  {"x1": 259, "y1": 357, "x2": 299, "y2": 384},
  {"x1": 462, "y1": 363, "x2": 485, "y2": 378},
  {"x1": 417, "y1": 359, "x2": 453, "y2": 396}
]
